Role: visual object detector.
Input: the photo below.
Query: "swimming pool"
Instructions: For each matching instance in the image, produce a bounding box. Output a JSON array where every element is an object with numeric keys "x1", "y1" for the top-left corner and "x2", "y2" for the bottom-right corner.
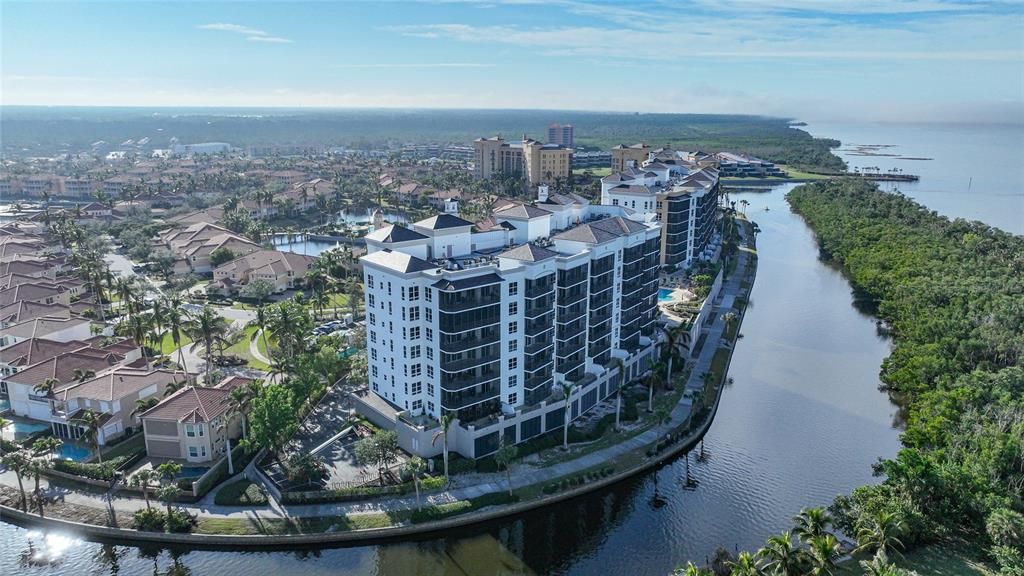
[
  {"x1": 0, "y1": 398, "x2": 10, "y2": 412},
  {"x1": 178, "y1": 466, "x2": 210, "y2": 479},
  {"x1": 658, "y1": 288, "x2": 675, "y2": 302},
  {"x1": 56, "y1": 443, "x2": 92, "y2": 462},
  {"x1": 11, "y1": 421, "x2": 50, "y2": 438}
]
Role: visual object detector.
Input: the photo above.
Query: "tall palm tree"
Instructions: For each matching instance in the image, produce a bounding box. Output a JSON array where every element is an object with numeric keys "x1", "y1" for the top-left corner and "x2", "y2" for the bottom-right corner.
[
  {"x1": 33, "y1": 377, "x2": 61, "y2": 397},
  {"x1": 431, "y1": 411, "x2": 455, "y2": 482},
  {"x1": 808, "y1": 534, "x2": 841, "y2": 576},
  {"x1": 226, "y1": 385, "x2": 253, "y2": 441},
  {"x1": 72, "y1": 409, "x2": 105, "y2": 464},
  {"x1": 560, "y1": 382, "x2": 576, "y2": 450},
  {"x1": 728, "y1": 551, "x2": 763, "y2": 576},
  {"x1": 757, "y1": 532, "x2": 803, "y2": 576},
  {"x1": 721, "y1": 311, "x2": 739, "y2": 339},
  {"x1": 133, "y1": 397, "x2": 159, "y2": 421},
  {"x1": 856, "y1": 511, "x2": 905, "y2": 557},
  {"x1": 1, "y1": 450, "x2": 31, "y2": 511},
  {"x1": 646, "y1": 365, "x2": 664, "y2": 413},
  {"x1": 164, "y1": 296, "x2": 189, "y2": 372},
  {"x1": 184, "y1": 305, "x2": 230, "y2": 384},
  {"x1": 250, "y1": 305, "x2": 274, "y2": 366},
  {"x1": 661, "y1": 324, "x2": 691, "y2": 389},
  {"x1": 131, "y1": 468, "x2": 157, "y2": 510},
  {"x1": 793, "y1": 507, "x2": 833, "y2": 544}
]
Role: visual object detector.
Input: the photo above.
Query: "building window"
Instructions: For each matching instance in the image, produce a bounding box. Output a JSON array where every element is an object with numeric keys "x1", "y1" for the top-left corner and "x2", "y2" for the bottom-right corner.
[
  {"x1": 409, "y1": 307, "x2": 420, "y2": 321},
  {"x1": 410, "y1": 364, "x2": 421, "y2": 377},
  {"x1": 509, "y1": 375, "x2": 518, "y2": 388},
  {"x1": 388, "y1": 282, "x2": 392, "y2": 295},
  {"x1": 508, "y1": 358, "x2": 518, "y2": 370},
  {"x1": 372, "y1": 366, "x2": 378, "y2": 378},
  {"x1": 426, "y1": 328, "x2": 433, "y2": 342},
  {"x1": 411, "y1": 381, "x2": 422, "y2": 395},
  {"x1": 428, "y1": 383, "x2": 435, "y2": 395},
  {"x1": 368, "y1": 294, "x2": 375, "y2": 307},
  {"x1": 507, "y1": 393, "x2": 518, "y2": 405},
  {"x1": 612, "y1": 199, "x2": 619, "y2": 206},
  {"x1": 371, "y1": 349, "x2": 378, "y2": 361},
  {"x1": 370, "y1": 331, "x2": 377, "y2": 344},
  {"x1": 185, "y1": 424, "x2": 204, "y2": 438},
  {"x1": 509, "y1": 340, "x2": 518, "y2": 353},
  {"x1": 425, "y1": 289, "x2": 432, "y2": 302},
  {"x1": 412, "y1": 399, "x2": 423, "y2": 411},
  {"x1": 410, "y1": 345, "x2": 421, "y2": 359},
  {"x1": 408, "y1": 286, "x2": 420, "y2": 301},
  {"x1": 426, "y1": 348, "x2": 433, "y2": 360},
  {"x1": 426, "y1": 308, "x2": 432, "y2": 322},
  {"x1": 508, "y1": 282, "x2": 518, "y2": 296},
  {"x1": 409, "y1": 326, "x2": 420, "y2": 340},
  {"x1": 369, "y1": 313, "x2": 376, "y2": 326},
  {"x1": 508, "y1": 321, "x2": 518, "y2": 334},
  {"x1": 508, "y1": 302, "x2": 518, "y2": 315},
  {"x1": 428, "y1": 401, "x2": 435, "y2": 412},
  {"x1": 427, "y1": 366, "x2": 434, "y2": 378},
  {"x1": 367, "y1": 274, "x2": 374, "y2": 289}
]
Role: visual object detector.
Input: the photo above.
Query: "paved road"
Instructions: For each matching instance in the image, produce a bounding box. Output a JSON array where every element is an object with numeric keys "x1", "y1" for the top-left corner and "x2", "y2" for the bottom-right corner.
[{"x1": 3, "y1": 224, "x2": 754, "y2": 523}]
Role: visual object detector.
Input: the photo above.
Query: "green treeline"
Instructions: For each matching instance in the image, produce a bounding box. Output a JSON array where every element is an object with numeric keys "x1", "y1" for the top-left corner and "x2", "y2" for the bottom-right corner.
[{"x1": 787, "y1": 179, "x2": 1024, "y2": 573}]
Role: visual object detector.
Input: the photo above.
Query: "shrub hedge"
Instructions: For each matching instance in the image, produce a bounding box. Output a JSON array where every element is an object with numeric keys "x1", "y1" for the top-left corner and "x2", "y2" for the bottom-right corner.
[{"x1": 408, "y1": 492, "x2": 517, "y2": 524}]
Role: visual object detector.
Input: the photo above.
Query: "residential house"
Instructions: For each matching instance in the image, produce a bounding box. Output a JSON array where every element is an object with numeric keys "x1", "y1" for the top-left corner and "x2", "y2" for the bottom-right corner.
[
  {"x1": 140, "y1": 376, "x2": 250, "y2": 463},
  {"x1": 210, "y1": 250, "x2": 316, "y2": 295},
  {"x1": 155, "y1": 222, "x2": 261, "y2": 274}
]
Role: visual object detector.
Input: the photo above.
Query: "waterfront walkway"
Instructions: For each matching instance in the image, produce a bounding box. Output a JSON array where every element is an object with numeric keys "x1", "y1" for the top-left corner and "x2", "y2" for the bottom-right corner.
[{"x1": 0, "y1": 221, "x2": 755, "y2": 527}]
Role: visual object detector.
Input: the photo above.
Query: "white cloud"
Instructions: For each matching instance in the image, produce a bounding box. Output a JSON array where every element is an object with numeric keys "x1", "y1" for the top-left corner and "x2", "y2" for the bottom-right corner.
[{"x1": 197, "y1": 22, "x2": 293, "y2": 44}]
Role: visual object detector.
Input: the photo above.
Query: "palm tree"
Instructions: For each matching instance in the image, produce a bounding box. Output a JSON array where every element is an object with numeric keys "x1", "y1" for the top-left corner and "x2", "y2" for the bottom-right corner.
[
  {"x1": 131, "y1": 469, "x2": 158, "y2": 510},
  {"x1": 560, "y1": 382, "x2": 576, "y2": 450},
  {"x1": 757, "y1": 532, "x2": 803, "y2": 576},
  {"x1": 793, "y1": 507, "x2": 833, "y2": 544},
  {"x1": 431, "y1": 411, "x2": 455, "y2": 482},
  {"x1": 728, "y1": 551, "x2": 763, "y2": 576},
  {"x1": 721, "y1": 311, "x2": 739, "y2": 339},
  {"x1": 226, "y1": 385, "x2": 254, "y2": 441},
  {"x1": 164, "y1": 379, "x2": 186, "y2": 396},
  {"x1": 661, "y1": 324, "x2": 691, "y2": 389},
  {"x1": 700, "y1": 371, "x2": 716, "y2": 408},
  {"x1": 858, "y1": 550, "x2": 911, "y2": 576},
  {"x1": 133, "y1": 397, "x2": 159, "y2": 421},
  {"x1": 646, "y1": 366, "x2": 663, "y2": 413},
  {"x1": 2, "y1": 449, "x2": 31, "y2": 510},
  {"x1": 33, "y1": 377, "x2": 61, "y2": 397},
  {"x1": 856, "y1": 511, "x2": 905, "y2": 557},
  {"x1": 610, "y1": 357, "x2": 625, "y2": 431},
  {"x1": 808, "y1": 534, "x2": 841, "y2": 576},
  {"x1": 249, "y1": 305, "x2": 274, "y2": 366},
  {"x1": 494, "y1": 441, "x2": 518, "y2": 498},
  {"x1": 653, "y1": 406, "x2": 671, "y2": 448},
  {"x1": 72, "y1": 409, "x2": 105, "y2": 464},
  {"x1": 401, "y1": 455, "x2": 427, "y2": 510},
  {"x1": 164, "y1": 297, "x2": 188, "y2": 372},
  {"x1": 156, "y1": 484, "x2": 181, "y2": 525},
  {"x1": 27, "y1": 456, "x2": 51, "y2": 516},
  {"x1": 184, "y1": 305, "x2": 230, "y2": 384}
]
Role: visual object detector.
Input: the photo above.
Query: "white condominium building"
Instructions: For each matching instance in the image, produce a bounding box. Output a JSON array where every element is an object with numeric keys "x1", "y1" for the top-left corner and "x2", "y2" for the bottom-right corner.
[
  {"x1": 600, "y1": 151, "x2": 721, "y2": 268},
  {"x1": 358, "y1": 188, "x2": 662, "y2": 458}
]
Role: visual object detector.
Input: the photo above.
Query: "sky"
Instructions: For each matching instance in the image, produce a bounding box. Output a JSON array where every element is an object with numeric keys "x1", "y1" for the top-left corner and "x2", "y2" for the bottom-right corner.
[{"x1": 2, "y1": 0, "x2": 1022, "y2": 123}]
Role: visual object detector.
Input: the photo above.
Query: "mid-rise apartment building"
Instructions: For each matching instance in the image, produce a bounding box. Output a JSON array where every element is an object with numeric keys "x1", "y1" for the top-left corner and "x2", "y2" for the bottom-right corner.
[
  {"x1": 358, "y1": 188, "x2": 661, "y2": 458},
  {"x1": 610, "y1": 143, "x2": 652, "y2": 172},
  {"x1": 601, "y1": 150, "x2": 721, "y2": 268},
  {"x1": 473, "y1": 136, "x2": 572, "y2": 185}
]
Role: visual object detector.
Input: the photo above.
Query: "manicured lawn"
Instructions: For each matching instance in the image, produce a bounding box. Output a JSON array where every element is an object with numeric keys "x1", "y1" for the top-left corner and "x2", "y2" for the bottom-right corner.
[
  {"x1": 839, "y1": 543, "x2": 996, "y2": 576},
  {"x1": 223, "y1": 326, "x2": 270, "y2": 370},
  {"x1": 157, "y1": 332, "x2": 192, "y2": 355},
  {"x1": 195, "y1": 512, "x2": 396, "y2": 535},
  {"x1": 573, "y1": 167, "x2": 613, "y2": 177}
]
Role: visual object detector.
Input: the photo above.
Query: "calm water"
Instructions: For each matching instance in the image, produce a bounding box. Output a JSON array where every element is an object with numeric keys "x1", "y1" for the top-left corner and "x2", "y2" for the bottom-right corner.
[
  {"x1": 6, "y1": 121, "x2": 1013, "y2": 575},
  {"x1": 807, "y1": 122, "x2": 1024, "y2": 234}
]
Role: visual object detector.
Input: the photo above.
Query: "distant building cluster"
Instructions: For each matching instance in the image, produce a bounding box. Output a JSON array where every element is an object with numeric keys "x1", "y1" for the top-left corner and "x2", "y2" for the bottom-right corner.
[
  {"x1": 472, "y1": 135, "x2": 573, "y2": 185},
  {"x1": 713, "y1": 152, "x2": 785, "y2": 177}
]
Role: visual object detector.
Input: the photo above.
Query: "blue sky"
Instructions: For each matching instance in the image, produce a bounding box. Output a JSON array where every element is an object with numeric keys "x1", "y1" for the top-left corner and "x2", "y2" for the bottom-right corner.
[{"x1": 2, "y1": 0, "x2": 1022, "y2": 122}]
